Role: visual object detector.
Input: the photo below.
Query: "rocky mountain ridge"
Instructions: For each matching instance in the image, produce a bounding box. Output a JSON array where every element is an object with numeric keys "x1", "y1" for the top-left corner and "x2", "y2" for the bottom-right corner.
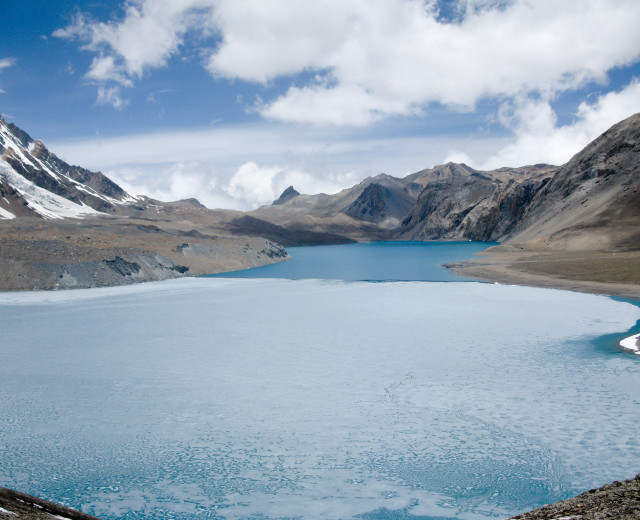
[
  {"x1": 258, "y1": 113, "x2": 639, "y2": 255},
  {"x1": 1, "y1": 112, "x2": 639, "y2": 292},
  {"x1": 0, "y1": 114, "x2": 139, "y2": 219}
]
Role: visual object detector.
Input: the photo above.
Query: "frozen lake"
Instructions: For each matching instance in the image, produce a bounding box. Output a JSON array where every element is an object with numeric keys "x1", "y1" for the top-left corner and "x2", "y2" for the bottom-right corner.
[{"x1": 1, "y1": 243, "x2": 640, "y2": 520}]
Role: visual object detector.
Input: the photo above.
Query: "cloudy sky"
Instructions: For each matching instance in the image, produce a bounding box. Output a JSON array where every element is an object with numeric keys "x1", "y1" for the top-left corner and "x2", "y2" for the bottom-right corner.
[{"x1": 2, "y1": 0, "x2": 640, "y2": 209}]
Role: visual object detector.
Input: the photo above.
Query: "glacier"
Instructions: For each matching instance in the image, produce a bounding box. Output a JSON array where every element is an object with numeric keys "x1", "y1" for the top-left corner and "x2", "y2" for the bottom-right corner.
[{"x1": 0, "y1": 278, "x2": 639, "y2": 520}]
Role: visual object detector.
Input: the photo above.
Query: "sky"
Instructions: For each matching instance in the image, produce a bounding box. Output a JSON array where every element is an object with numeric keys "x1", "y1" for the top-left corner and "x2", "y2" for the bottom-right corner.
[{"x1": 1, "y1": 0, "x2": 640, "y2": 210}]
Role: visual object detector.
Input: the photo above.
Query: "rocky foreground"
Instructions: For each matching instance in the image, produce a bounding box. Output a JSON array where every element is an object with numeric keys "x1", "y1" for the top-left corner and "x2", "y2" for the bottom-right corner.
[
  {"x1": 2, "y1": 475, "x2": 639, "y2": 519},
  {"x1": 509, "y1": 473, "x2": 640, "y2": 520},
  {"x1": 0, "y1": 487, "x2": 100, "y2": 519}
]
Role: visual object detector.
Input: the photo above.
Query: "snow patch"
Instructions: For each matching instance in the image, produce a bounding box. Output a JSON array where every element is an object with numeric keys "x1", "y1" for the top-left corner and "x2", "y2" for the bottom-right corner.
[
  {"x1": 0, "y1": 160, "x2": 104, "y2": 219},
  {"x1": 0, "y1": 206, "x2": 15, "y2": 219},
  {"x1": 619, "y1": 333, "x2": 640, "y2": 355},
  {"x1": 0, "y1": 506, "x2": 17, "y2": 515}
]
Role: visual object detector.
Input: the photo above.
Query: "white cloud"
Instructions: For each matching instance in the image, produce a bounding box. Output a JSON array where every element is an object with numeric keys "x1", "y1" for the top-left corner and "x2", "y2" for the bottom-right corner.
[
  {"x1": 106, "y1": 161, "x2": 241, "y2": 209},
  {"x1": 477, "y1": 80, "x2": 640, "y2": 168},
  {"x1": 212, "y1": 0, "x2": 640, "y2": 125},
  {"x1": 54, "y1": 2, "x2": 208, "y2": 80},
  {"x1": 224, "y1": 162, "x2": 281, "y2": 207},
  {"x1": 96, "y1": 86, "x2": 128, "y2": 109},
  {"x1": 47, "y1": 121, "x2": 473, "y2": 209},
  {"x1": 0, "y1": 57, "x2": 15, "y2": 70},
  {"x1": 0, "y1": 57, "x2": 15, "y2": 93},
  {"x1": 55, "y1": 0, "x2": 640, "y2": 126},
  {"x1": 224, "y1": 161, "x2": 356, "y2": 208}
]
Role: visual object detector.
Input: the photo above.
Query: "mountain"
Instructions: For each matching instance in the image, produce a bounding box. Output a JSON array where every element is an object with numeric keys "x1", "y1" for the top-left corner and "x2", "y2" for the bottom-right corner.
[
  {"x1": 250, "y1": 173, "x2": 422, "y2": 237},
  {"x1": 2, "y1": 110, "x2": 639, "y2": 294},
  {"x1": 445, "y1": 113, "x2": 640, "y2": 295},
  {"x1": 398, "y1": 163, "x2": 554, "y2": 240},
  {"x1": 272, "y1": 185, "x2": 300, "y2": 205},
  {"x1": 252, "y1": 163, "x2": 552, "y2": 242},
  {"x1": 505, "y1": 112, "x2": 640, "y2": 251},
  {"x1": 0, "y1": 115, "x2": 290, "y2": 290},
  {"x1": 0, "y1": 114, "x2": 139, "y2": 219}
]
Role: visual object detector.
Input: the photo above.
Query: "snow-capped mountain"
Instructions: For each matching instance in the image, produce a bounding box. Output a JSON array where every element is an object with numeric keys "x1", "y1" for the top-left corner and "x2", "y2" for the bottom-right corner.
[{"x1": 0, "y1": 114, "x2": 139, "y2": 219}]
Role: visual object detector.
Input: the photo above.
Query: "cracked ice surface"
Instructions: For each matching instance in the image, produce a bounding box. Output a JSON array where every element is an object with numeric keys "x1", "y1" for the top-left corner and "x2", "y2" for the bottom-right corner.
[{"x1": 0, "y1": 278, "x2": 639, "y2": 520}]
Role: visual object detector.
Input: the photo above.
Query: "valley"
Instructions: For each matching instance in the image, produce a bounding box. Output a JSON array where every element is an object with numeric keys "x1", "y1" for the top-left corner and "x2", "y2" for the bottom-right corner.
[{"x1": 1, "y1": 112, "x2": 640, "y2": 295}]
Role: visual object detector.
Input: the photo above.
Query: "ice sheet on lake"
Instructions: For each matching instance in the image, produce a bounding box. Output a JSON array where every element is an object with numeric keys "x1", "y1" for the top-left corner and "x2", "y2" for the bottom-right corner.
[{"x1": 1, "y1": 279, "x2": 639, "y2": 520}]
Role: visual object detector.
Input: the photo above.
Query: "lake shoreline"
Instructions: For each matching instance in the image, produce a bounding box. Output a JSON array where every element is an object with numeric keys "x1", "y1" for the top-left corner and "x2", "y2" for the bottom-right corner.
[{"x1": 445, "y1": 246, "x2": 640, "y2": 300}]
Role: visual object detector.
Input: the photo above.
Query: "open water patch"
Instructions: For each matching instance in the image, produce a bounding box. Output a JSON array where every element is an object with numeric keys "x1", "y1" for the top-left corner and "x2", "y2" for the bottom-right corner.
[{"x1": 206, "y1": 241, "x2": 495, "y2": 282}]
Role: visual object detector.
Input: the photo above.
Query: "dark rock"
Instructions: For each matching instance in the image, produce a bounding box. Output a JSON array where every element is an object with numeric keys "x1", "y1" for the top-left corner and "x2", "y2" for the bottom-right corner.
[
  {"x1": 227, "y1": 215, "x2": 355, "y2": 246},
  {"x1": 509, "y1": 473, "x2": 640, "y2": 519},
  {"x1": 342, "y1": 183, "x2": 390, "y2": 222},
  {"x1": 0, "y1": 487, "x2": 102, "y2": 519},
  {"x1": 273, "y1": 186, "x2": 300, "y2": 205},
  {"x1": 104, "y1": 256, "x2": 141, "y2": 276}
]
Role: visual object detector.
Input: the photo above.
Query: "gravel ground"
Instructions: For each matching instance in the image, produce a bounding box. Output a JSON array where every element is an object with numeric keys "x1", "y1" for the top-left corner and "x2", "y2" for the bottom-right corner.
[{"x1": 509, "y1": 473, "x2": 640, "y2": 520}]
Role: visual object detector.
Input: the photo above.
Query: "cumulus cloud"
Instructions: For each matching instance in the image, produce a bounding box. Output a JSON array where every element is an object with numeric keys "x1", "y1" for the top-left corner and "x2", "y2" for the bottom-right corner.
[
  {"x1": 224, "y1": 161, "x2": 355, "y2": 208},
  {"x1": 105, "y1": 161, "x2": 241, "y2": 209},
  {"x1": 479, "y1": 79, "x2": 640, "y2": 168},
  {"x1": 96, "y1": 86, "x2": 128, "y2": 109},
  {"x1": 55, "y1": 0, "x2": 640, "y2": 126},
  {"x1": 54, "y1": 2, "x2": 205, "y2": 82}
]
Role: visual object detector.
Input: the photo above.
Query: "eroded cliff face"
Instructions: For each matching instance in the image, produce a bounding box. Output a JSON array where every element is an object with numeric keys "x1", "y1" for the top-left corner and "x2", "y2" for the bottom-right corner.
[
  {"x1": 397, "y1": 164, "x2": 554, "y2": 241},
  {"x1": 458, "y1": 178, "x2": 549, "y2": 241}
]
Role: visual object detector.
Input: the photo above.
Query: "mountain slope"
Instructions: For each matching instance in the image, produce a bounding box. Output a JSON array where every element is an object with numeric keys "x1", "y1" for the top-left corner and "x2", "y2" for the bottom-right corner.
[
  {"x1": 505, "y1": 112, "x2": 640, "y2": 251},
  {"x1": 0, "y1": 114, "x2": 290, "y2": 290},
  {"x1": 398, "y1": 163, "x2": 555, "y2": 240},
  {"x1": 251, "y1": 173, "x2": 422, "y2": 235},
  {"x1": 0, "y1": 114, "x2": 138, "y2": 219},
  {"x1": 447, "y1": 113, "x2": 640, "y2": 296}
]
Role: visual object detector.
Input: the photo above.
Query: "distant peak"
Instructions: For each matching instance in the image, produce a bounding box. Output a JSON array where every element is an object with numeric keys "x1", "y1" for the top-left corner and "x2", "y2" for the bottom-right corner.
[{"x1": 273, "y1": 186, "x2": 300, "y2": 205}]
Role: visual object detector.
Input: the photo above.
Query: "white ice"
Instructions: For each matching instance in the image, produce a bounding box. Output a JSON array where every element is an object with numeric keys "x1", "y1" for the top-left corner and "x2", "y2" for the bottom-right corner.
[
  {"x1": 620, "y1": 333, "x2": 640, "y2": 354},
  {"x1": 1, "y1": 279, "x2": 639, "y2": 520}
]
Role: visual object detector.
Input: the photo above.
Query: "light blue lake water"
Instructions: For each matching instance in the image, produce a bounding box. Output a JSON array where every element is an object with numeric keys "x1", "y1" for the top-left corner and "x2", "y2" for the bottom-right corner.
[
  {"x1": 206, "y1": 241, "x2": 495, "y2": 281},
  {"x1": 1, "y1": 242, "x2": 639, "y2": 520}
]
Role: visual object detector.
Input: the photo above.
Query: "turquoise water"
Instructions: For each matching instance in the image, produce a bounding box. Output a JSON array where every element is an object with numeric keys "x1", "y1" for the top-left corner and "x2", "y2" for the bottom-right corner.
[
  {"x1": 207, "y1": 241, "x2": 495, "y2": 281},
  {"x1": 1, "y1": 242, "x2": 639, "y2": 520}
]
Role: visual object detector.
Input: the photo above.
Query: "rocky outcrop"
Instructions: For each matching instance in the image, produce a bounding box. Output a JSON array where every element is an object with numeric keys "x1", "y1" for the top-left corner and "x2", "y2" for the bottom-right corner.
[
  {"x1": 0, "y1": 487, "x2": 101, "y2": 520},
  {"x1": 342, "y1": 182, "x2": 390, "y2": 221},
  {"x1": 273, "y1": 186, "x2": 300, "y2": 205},
  {"x1": 458, "y1": 177, "x2": 549, "y2": 241},
  {"x1": 398, "y1": 163, "x2": 554, "y2": 241},
  {"x1": 341, "y1": 181, "x2": 419, "y2": 227}
]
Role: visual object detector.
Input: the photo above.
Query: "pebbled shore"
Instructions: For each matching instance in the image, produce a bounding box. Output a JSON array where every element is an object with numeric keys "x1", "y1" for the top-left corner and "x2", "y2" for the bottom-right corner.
[{"x1": 508, "y1": 473, "x2": 640, "y2": 520}]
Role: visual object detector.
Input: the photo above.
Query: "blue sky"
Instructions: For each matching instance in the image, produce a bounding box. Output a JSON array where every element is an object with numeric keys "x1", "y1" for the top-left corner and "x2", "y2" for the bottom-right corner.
[{"x1": 1, "y1": 0, "x2": 640, "y2": 209}]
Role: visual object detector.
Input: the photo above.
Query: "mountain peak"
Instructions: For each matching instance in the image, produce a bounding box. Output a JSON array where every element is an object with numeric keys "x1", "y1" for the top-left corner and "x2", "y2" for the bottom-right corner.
[{"x1": 273, "y1": 186, "x2": 300, "y2": 205}]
